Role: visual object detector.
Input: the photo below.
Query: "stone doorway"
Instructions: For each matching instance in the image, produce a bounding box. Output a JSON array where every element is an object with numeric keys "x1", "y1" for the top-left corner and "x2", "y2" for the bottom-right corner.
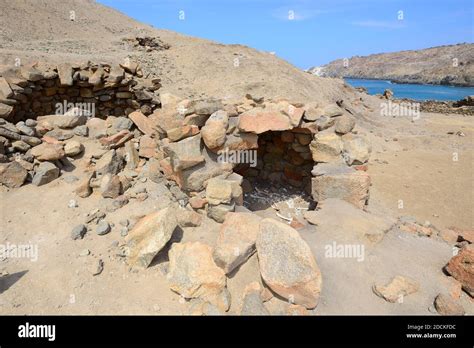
[{"x1": 234, "y1": 129, "x2": 315, "y2": 220}]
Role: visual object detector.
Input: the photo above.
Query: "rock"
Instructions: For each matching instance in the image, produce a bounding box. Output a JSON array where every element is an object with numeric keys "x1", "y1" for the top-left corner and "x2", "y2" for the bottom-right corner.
[
  {"x1": 240, "y1": 282, "x2": 269, "y2": 315},
  {"x1": 207, "y1": 202, "x2": 235, "y2": 223},
  {"x1": 434, "y1": 293, "x2": 465, "y2": 315},
  {"x1": 95, "y1": 150, "x2": 124, "y2": 176},
  {"x1": 0, "y1": 77, "x2": 13, "y2": 98},
  {"x1": 36, "y1": 114, "x2": 87, "y2": 129},
  {"x1": 239, "y1": 109, "x2": 291, "y2": 134},
  {"x1": 91, "y1": 259, "x2": 104, "y2": 276},
  {"x1": 11, "y1": 140, "x2": 30, "y2": 152},
  {"x1": 120, "y1": 59, "x2": 139, "y2": 74},
  {"x1": 323, "y1": 104, "x2": 343, "y2": 117},
  {"x1": 206, "y1": 178, "x2": 233, "y2": 205},
  {"x1": 315, "y1": 115, "x2": 335, "y2": 131},
  {"x1": 213, "y1": 212, "x2": 262, "y2": 274},
  {"x1": 0, "y1": 103, "x2": 13, "y2": 119},
  {"x1": 74, "y1": 172, "x2": 94, "y2": 198},
  {"x1": 96, "y1": 221, "x2": 111, "y2": 236},
  {"x1": 99, "y1": 130, "x2": 133, "y2": 148},
  {"x1": 335, "y1": 115, "x2": 356, "y2": 134},
  {"x1": 167, "y1": 242, "x2": 229, "y2": 311},
  {"x1": 373, "y1": 276, "x2": 419, "y2": 303},
  {"x1": 15, "y1": 122, "x2": 35, "y2": 137},
  {"x1": 44, "y1": 129, "x2": 73, "y2": 141},
  {"x1": 138, "y1": 135, "x2": 157, "y2": 158},
  {"x1": 71, "y1": 224, "x2": 87, "y2": 240},
  {"x1": 165, "y1": 134, "x2": 204, "y2": 171},
  {"x1": 128, "y1": 111, "x2": 156, "y2": 136},
  {"x1": 177, "y1": 209, "x2": 203, "y2": 227},
  {"x1": 256, "y1": 218, "x2": 322, "y2": 309},
  {"x1": 20, "y1": 135, "x2": 41, "y2": 147},
  {"x1": 0, "y1": 161, "x2": 27, "y2": 188},
  {"x1": 194, "y1": 99, "x2": 223, "y2": 115},
  {"x1": 304, "y1": 198, "x2": 394, "y2": 243},
  {"x1": 342, "y1": 135, "x2": 371, "y2": 165},
  {"x1": 201, "y1": 120, "x2": 227, "y2": 149},
  {"x1": 125, "y1": 208, "x2": 178, "y2": 268},
  {"x1": 100, "y1": 174, "x2": 122, "y2": 199},
  {"x1": 57, "y1": 63, "x2": 74, "y2": 86},
  {"x1": 167, "y1": 125, "x2": 199, "y2": 142},
  {"x1": 32, "y1": 162, "x2": 60, "y2": 186},
  {"x1": 86, "y1": 118, "x2": 107, "y2": 139},
  {"x1": 439, "y1": 229, "x2": 459, "y2": 244},
  {"x1": 311, "y1": 169, "x2": 370, "y2": 209},
  {"x1": 189, "y1": 196, "x2": 208, "y2": 209},
  {"x1": 30, "y1": 143, "x2": 65, "y2": 161},
  {"x1": 64, "y1": 141, "x2": 84, "y2": 157},
  {"x1": 310, "y1": 130, "x2": 343, "y2": 162},
  {"x1": 445, "y1": 244, "x2": 474, "y2": 297}
]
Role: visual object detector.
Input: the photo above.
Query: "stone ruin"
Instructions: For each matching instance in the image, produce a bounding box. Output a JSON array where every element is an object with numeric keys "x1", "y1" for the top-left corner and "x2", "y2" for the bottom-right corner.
[
  {"x1": 0, "y1": 59, "x2": 372, "y2": 220},
  {"x1": 0, "y1": 59, "x2": 376, "y2": 313}
]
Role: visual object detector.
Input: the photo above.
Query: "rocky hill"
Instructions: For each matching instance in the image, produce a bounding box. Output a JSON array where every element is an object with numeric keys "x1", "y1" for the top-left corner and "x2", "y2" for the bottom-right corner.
[
  {"x1": 0, "y1": 0, "x2": 359, "y2": 105},
  {"x1": 309, "y1": 44, "x2": 474, "y2": 86}
]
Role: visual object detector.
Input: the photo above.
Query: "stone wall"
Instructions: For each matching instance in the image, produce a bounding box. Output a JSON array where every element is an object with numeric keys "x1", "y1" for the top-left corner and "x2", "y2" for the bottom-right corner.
[{"x1": 0, "y1": 61, "x2": 161, "y2": 123}]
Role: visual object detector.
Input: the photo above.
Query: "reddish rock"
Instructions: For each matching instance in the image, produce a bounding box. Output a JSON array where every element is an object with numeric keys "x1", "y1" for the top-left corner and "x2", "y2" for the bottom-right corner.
[
  {"x1": 189, "y1": 196, "x2": 208, "y2": 209},
  {"x1": 99, "y1": 130, "x2": 133, "y2": 148},
  {"x1": 128, "y1": 111, "x2": 156, "y2": 136},
  {"x1": 238, "y1": 109, "x2": 291, "y2": 134},
  {"x1": 139, "y1": 135, "x2": 157, "y2": 158},
  {"x1": 445, "y1": 245, "x2": 474, "y2": 297}
]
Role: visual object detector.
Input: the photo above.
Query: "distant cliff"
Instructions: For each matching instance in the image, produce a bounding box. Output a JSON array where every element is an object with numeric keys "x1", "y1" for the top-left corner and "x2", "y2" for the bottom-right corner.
[{"x1": 309, "y1": 43, "x2": 474, "y2": 86}]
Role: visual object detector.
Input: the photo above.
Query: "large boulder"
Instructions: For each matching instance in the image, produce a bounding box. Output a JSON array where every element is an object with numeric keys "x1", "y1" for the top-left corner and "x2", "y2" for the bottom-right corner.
[
  {"x1": 36, "y1": 114, "x2": 88, "y2": 129},
  {"x1": 0, "y1": 161, "x2": 27, "y2": 188},
  {"x1": 30, "y1": 143, "x2": 65, "y2": 161},
  {"x1": 213, "y1": 212, "x2": 262, "y2": 274},
  {"x1": 167, "y1": 242, "x2": 229, "y2": 311},
  {"x1": 256, "y1": 218, "x2": 322, "y2": 309},
  {"x1": 342, "y1": 135, "x2": 371, "y2": 165},
  {"x1": 164, "y1": 134, "x2": 205, "y2": 171},
  {"x1": 95, "y1": 149, "x2": 124, "y2": 176},
  {"x1": 205, "y1": 178, "x2": 233, "y2": 205},
  {"x1": 125, "y1": 208, "x2": 179, "y2": 268},
  {"x1": 32, "y1": 162, "x2": 59, "y2": 186},
  {"x1": 310, "y1": 130, "x2": 343, "y2": 163},
  {"x1": 311, "y1": 167, "x2": 370, "y2": 209},
  {"x1": 238, "y1": 108, "x2": 291, "y2": 134},
  {"x1": 445, "y1": 245, "x2": 474, "y2": 297}
]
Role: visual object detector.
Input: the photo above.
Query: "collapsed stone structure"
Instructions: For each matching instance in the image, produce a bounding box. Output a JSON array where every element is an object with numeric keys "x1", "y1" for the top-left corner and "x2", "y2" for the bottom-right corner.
[{"x1": 0, "y1": 59, "x2": 375, "y2": 314}]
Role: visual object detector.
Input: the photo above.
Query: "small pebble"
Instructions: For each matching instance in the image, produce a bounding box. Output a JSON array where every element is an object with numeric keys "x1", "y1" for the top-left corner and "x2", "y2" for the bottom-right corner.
[
  {"x1": 71, "y1": 224, "x2": 87, "y2": 240},
  {"x1": 96, "y1": 221, "x2": 111, "y2": 236}
]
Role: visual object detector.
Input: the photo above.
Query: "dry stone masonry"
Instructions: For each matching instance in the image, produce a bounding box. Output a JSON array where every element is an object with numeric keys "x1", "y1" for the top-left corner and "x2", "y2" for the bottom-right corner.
[{"x1": 0, "y1": 58, "x2": 377, "y2": 314}]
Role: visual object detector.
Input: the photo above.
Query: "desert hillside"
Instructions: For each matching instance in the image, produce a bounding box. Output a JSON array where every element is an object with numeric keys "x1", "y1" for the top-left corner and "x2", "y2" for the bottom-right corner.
[
  {"x1": 0, "y1": 0, "x2": 359, "y2": 105},
  {"x1": 310, "y1": 44, "x2": 474, "y2": 86}
]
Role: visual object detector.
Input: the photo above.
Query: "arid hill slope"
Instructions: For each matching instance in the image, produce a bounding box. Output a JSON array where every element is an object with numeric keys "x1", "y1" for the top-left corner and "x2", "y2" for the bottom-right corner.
[
  {"x1": 310, "y1": 44, "x2": 474, "y2": 86},
  {"x1": 0, "y1": 0, "x2": 359, "y2": 105}
]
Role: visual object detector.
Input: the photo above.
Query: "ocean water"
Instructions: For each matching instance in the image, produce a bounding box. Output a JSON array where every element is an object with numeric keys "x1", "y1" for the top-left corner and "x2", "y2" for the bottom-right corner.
[{"x1": 345, "y1": 78, "x2": 474, "y2": 101}]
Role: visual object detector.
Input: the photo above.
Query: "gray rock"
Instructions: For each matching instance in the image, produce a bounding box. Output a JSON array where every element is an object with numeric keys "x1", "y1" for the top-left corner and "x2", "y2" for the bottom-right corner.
[
  {"x1": 74, "y1": 125, "x2": 89, "y2": 137},
  {"x1": 95, "y1": 150, "x2": 124, "y2": 176},
  {"x1": 96, "y1": 221, "x2": 111, "y2": 236},
  {"x1": 32, "y1": 162, "x2": 60, "y2": 186},
  {"x1": 71, "y1": 224, "x2": 87, "y2": 240}
]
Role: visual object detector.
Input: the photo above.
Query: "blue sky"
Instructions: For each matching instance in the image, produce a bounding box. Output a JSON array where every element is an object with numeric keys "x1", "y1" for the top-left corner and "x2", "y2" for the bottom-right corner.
[{"x1": 97, "y1": 0, "x2": 473, "y2": 69}]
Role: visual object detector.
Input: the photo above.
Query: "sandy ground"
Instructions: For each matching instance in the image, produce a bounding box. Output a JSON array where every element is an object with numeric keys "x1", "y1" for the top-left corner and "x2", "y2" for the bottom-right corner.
[{"x1": 1, "y1": 111, "x2": 472, "y2": 315}]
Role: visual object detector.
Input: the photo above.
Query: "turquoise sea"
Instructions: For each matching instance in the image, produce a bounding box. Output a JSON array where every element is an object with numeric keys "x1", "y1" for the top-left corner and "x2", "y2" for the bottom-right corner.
[{"x1": 345, "y1": 78, "x2": 474, "y2": 101}]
